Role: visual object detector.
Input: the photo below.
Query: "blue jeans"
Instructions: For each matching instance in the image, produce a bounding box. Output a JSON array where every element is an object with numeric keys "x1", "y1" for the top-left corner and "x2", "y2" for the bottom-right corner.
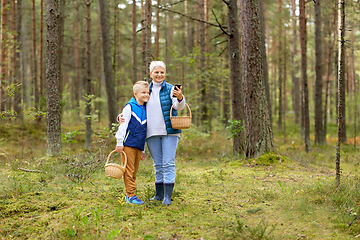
[{"x1": 146, "y1": 135, "x2": 179, "y2": 184}]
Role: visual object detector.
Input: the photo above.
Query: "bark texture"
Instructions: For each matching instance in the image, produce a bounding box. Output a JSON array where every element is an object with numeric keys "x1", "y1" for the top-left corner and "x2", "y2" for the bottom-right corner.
[
  {"x1": 314, "y1": 0, "x2": 324, "y2": 145},
  {"x1": 299, "y1": 0, "x2": 311, "y2": 153},
  {"x1": 335, "y1": 0, "x2": 345, "y2": 185},
  {"x1": 240, "y1": 0, "x2": 274, "y2": 158},
  {"x1": 259, "y1": 0, "x2": 271, "y2": 126},
  {"x1": 85, "y1": 0, "x2": 92, "y2": 149},
  {"x1": 227, "y1": 0, "x2": 245, "y2": 155},
  {"x1": 46, "y1": 0, "x2": 62, "y2": 156},
  {"x1": 98, "y1": 0, "x2": 117, "y2": 130},
  {"x1": 132, "y1": 0, "x2": 137, "y2": 83},
  {"x1": 291, "y1": 0, "x2": 300, "y2": 125}
]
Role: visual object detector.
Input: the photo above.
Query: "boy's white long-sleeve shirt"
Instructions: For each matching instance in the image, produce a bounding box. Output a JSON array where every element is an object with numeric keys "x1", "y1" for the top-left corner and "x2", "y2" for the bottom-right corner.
[{"x1": 115, "y1": 104, "x2": 132, "y2": 147}]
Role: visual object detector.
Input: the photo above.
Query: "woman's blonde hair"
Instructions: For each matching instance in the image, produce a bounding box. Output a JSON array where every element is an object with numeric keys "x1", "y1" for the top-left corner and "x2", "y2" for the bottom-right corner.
[
  {"x1": 149, "y1": 61, "x2": 166, "y2": 73},
  {"x1": 133, "y1": 81, "x2": 149, "y2": 93}
]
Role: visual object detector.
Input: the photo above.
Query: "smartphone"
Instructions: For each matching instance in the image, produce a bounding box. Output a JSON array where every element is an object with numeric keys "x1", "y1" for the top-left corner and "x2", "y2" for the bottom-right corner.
[{"x1": 174, "y1": 84, "x2": 182, "y2": 90}]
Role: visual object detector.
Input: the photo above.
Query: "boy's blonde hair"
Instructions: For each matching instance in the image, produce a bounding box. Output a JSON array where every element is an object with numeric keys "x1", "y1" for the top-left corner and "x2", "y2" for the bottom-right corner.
[{"x1": 133, "y1": 81, "x2": 149, "y2": 93}]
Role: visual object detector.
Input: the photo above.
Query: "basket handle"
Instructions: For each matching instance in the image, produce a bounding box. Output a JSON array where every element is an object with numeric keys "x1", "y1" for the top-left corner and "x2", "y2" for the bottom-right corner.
[
  {"x1": 106, "y1": 150, "x2": 127, "y2": 168},
  {"x1": 170, "y1": 103, "x2": 191, "y2": 118}
]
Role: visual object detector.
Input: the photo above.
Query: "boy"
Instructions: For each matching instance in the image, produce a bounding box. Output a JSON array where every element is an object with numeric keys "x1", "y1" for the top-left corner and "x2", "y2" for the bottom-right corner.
[{"x1": 115, "y1": 81, "x2": 149, "y2": 204}]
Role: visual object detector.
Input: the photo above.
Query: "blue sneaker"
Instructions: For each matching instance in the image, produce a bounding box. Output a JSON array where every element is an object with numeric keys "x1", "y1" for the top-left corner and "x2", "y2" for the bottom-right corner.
[{"x1": 125, "y1": 195, "x2": 145, "y2": 205}]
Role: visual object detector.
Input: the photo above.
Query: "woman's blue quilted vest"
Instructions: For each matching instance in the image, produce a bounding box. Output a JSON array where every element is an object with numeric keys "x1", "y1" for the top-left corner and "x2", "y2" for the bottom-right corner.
[{"x1": 149, "y1": 81, "x2": 181, "y2": 135}]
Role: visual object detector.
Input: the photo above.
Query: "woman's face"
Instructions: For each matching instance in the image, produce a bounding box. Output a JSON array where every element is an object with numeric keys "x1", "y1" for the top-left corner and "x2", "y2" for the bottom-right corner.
[{"x1": 150, "y1": 66, "x2": 166, "y2": 83}]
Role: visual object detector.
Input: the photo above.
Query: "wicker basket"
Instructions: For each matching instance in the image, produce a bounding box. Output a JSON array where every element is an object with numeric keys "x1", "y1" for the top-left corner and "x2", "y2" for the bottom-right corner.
[
  {"x1": 170, "y1": 103, "x2": 192, "y2": 129},
  {"x1": 104, "y1": 150, "x2": 127, "y2": 179}
]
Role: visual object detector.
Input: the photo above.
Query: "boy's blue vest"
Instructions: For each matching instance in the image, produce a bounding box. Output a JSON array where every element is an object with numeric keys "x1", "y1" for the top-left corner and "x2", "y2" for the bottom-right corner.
[
  {"x1": 149, "y1": 81, "x2": 181, "y2": 135},
  {"x1": 123, "y1": 98, "x2": 147, "y2": 151}
]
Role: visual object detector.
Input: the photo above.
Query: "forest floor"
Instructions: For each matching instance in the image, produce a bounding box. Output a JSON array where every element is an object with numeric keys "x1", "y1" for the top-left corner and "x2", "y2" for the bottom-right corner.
[{"x1": 0, "y1": 121, "x2": 360, "y2": 239}]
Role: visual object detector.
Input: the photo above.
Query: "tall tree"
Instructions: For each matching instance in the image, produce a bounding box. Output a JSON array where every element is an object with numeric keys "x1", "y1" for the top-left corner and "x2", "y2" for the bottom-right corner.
[
  {"x1": 46, "y1": 0, "x2": 62, "y2": 156},
  {"x1": 314, "y1": 0, "x2": 324, "y2": 145},
  {"x1": 291, "y1": 0, "x2": 300, "y2": 125},
  {"x1": 85, "y1": 0, "x2": 92, "y2": 149},
  {"x1": 323, "y1": 14, "x2": 336, "y2": 143},
  {"x1": 350, "y1": 21, "x2": 356, "y2": 148},
  {"x1": 14, "y1": 0, "x2": 22, "y2": 119},
  {"x1": 335, "y1": 0, "x2": 345, "y2": 185},
  {"x1": 74, "y1": 2, "x2": 80, "y2": 115},
  {"x1": 31, "y1": 0, "x2": 39, "y2": 110},
  {"x1": 57, "y1": 0, "x2": 65, "y2": 106},
  {"x1": 199, "y1": 0, "x2": 208, "y2": 129},
  {"x1": 144, "y1": 0, "x2": 152, "y2": 80},
  {"x1": 277, "y1": 0, "x2": 283, "y2": 131},
  {"x1": 132, "y1": 0, "x2": 137, "y2": 83},
  {"x1": 226, "y1": 0, "x2": 245, "y2": 155},
  {"x1": 259, "y1": 0, "x2": 271, "y2": 126},
  {"x1": 1, "y1": 0, "x2": 8, "y2": 112},
  {"x1": 39, "y1": 0, "x2": 44, "y2": 112},
  {"x1": 240, "y1": 0, "x2": 274, "y2": 158},
  {"x1": 155, "y1": 0, "x2": 160, "y2": 59},
  {"x1": 299, "y1": 0, "x2": 311, "y2": 153},
  {"x1": 98, "y1": 0, "x2": 117, "y2": 130},
  {"x1": 338, "y1": 1, "x2": 346, "y2": 144}
]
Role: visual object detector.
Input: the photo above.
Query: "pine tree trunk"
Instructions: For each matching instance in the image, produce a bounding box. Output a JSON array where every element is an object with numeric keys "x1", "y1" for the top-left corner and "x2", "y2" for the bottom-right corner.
[
  {"x1": 335, "y1": 0, "x2": 345, "y2": 185},
  {"x1": 155, "y1": 0, "x2": 160, "y2": 59},
  {"x1": 291, "y1": 0, "x2": 300, "y2": 125},
  {"x1": 39, "y1": 0, "x2": 44, "y2": 111},
  {"x1": 351, "y1": 21, "x2": 356, "y2": 148},
  {"x1": 240, "y1": 0, "x2": 274, "y2": 158},
  {"x1": 299, "y1": 0, "x2": 311, "y2": 153},
  {"x1": 14, "y1": 0, "x2": 22, "y2": 120},
  {"x1": 132, "y1": 0, "x2": 137, "y2": 83},
  {"x1": 58, "y1": 0, "x2": 65, "y2": 100},
  {"x1": 84, "y1": 0, "x2": 92, "y2": 150},
  {"x1": 199, "y1": 0, "x2": 208, "y2": 129},
  {"x1": 144, "y1": 0, "x2": 152, "y2": 80},
  {"x1": 314, "y1": 0, "x2": 324, "y2": 145},
  {"x1": 46, "y1": 0, "x2": 62, "y2": 156},
  {"x1": 10, "y1": 0, "x2": 16, "y2": 113},
  {"x1": 74, "y1": 2, "x2": 80, "y2": 116},
  {"x1": 277, "y1": 0, "x2": 283, "y2": 132},
  {"x1": 323, "y1": 18, "x2": 336, "y2": 142},
  {"x1": 227, "y1": 0, "x2": 245, "y2": 155},
  {"x1": 141, "y1": 0, "x2": 146, "y2": 78},
  {"x1": 0, "y1": 0, "x2": 7, "y2": 112},
  {"x1": 339, "y1": 6, "x2": 347, "y2": 144},
  {"x1": 98, "y1": 0, "x2": 117, "y2": 130},
  {"x1": 259, "y1": 0, "x2": 271, "y2": 127},
  {"x1": 31, "y1": 0, "x2": 39, "y2": 110},
  {"x1": 21, "y1": 15, "x2": 29, "y2": 109}
]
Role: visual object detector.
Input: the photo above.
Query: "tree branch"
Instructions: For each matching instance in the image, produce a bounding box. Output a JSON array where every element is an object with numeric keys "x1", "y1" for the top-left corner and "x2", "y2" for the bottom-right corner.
[
  {"x1": 18, "y1": 168, "x2": 46, "y2": 173},
  {"x1": 212, "y1": 9, "x2": 230, "y2": 36},
  {"x1": 222, "y1": 0, "x2": 230, "y2": 6},
  {"x1": 156, "y1": 5, "x2": 226, "y2": 28}
]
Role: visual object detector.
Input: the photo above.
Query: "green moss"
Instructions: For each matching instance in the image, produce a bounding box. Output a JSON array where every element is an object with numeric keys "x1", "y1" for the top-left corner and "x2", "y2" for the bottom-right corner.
[{"x1": 248, "y1": 151, "x2": 290, "y2": 166}]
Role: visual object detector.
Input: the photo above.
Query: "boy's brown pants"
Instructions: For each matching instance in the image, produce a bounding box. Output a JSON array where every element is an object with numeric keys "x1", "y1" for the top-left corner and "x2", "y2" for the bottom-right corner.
[{"x1": 122, "y1": 146, "x2": 142, "y2": 197}]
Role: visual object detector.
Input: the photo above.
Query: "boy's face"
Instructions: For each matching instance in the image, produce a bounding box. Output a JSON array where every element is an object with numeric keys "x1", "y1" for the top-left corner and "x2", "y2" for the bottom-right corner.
[{"x1": 134, "y1": 86, "x2": 150, "y2": 105}]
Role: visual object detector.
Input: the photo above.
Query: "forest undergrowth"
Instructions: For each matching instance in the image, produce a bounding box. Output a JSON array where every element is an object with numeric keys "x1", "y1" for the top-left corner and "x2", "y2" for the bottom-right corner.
[{"x1": 0, "y1": 120, "x2": 360, "y2": 239}]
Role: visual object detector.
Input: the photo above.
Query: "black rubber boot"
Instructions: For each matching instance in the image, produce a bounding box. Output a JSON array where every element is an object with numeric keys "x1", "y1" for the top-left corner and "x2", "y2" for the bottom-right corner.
[
  {"x1": 162, "y1": 183, "x2": 174, "y2": 205},
  {"x1": 150, "y1": 182, "x2": 164, "y2": 201}
]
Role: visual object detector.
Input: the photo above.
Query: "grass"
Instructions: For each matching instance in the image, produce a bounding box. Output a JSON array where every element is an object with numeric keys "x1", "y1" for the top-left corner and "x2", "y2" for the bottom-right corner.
[{"x1": 0, "y1": 120, "x2": 360, "y2": 239}]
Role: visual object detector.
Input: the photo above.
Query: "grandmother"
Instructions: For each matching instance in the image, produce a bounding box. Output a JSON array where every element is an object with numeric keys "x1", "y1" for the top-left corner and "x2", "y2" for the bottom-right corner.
[{"x1": 118, "y1": 61, "x2": 185, "y2": 205}]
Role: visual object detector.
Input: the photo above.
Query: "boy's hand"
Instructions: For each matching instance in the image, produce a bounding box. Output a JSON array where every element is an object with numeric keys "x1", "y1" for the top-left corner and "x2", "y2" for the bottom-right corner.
[
  {"x1": 117, "y1": 113, "x2": 125, "y2": 124},
  {"x1": 115, "y1": 146, "x2": 124, "y2": 153},
  {"x1": 141, "y1": 153, "x2": 145, "y2": 161}
]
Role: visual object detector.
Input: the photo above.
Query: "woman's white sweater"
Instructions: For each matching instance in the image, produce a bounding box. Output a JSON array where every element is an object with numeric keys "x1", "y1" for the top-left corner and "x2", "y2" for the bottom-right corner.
[{"x1": 146, "y1": 81, "x2": 185, "y2": 139}]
